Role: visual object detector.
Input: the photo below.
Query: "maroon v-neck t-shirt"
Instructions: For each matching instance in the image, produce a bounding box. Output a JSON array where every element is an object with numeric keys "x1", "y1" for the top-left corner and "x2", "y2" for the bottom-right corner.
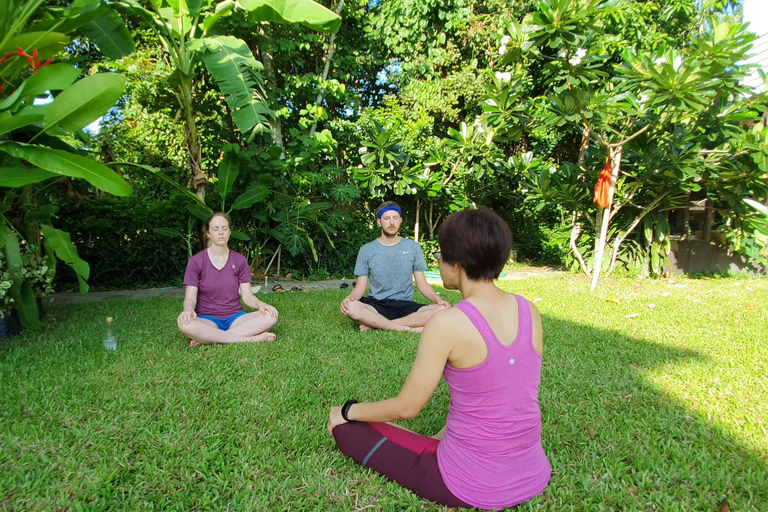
[{"x1": 183, "y1": 250, "x2": 251, "y2": 317}]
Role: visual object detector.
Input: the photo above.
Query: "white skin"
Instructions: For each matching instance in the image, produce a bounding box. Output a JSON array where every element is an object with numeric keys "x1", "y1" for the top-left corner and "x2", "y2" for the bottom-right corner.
[
  {"x1": 177, "y1": 215, "x2": 278, "y2": 345},
  {"x1": 340, "y1": 208, "x2": 451, "y2": 333},
  {"x1": 329, "y1": 252, "x2": 544, "y2": 434}
]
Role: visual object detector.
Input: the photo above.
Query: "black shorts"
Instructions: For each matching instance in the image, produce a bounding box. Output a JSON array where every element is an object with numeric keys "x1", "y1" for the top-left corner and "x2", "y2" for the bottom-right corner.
[{"x1": 360, "y1": 297, "x2": 426, "y2": 320}]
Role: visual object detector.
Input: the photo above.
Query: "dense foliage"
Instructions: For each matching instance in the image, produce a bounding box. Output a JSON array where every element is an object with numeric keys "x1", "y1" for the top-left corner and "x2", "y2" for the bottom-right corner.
[{"x1": 3, "y1": 0, "x2": 766, "y2": 297}]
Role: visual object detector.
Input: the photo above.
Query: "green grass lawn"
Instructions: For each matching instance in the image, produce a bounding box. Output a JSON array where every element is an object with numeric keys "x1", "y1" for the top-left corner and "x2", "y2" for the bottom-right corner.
[{"x1": 1, "y1": 274, "x2": 766, "y2": 511}]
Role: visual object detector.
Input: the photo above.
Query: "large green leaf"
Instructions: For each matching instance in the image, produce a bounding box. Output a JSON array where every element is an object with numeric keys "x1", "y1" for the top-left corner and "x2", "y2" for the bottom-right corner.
[
  {"x1": 81, "y1": 10, "x2": 135, "y2": 59},
  {"x1": 42, "y1": 73, "x2": 126, "y2": 134},
  {"x1": 1, "y1": 228, "x2": 39, "y2": 328},
  {"x1": 106, "y1": 162, "x2": 203, "y2": 204},
  {"x1": 191, "y1": 36, "x2": 273, "y2": 138},
  {"x1": 237, "y1": 0, "x2": 341, "y2": 33},
  {"x1": 187, "y1": 203, "x2": 213, "y2": 221},
  {"x1": 217, "y1": 151, "x2": 240, "y2": 201},
  {"x1": 13, "y1": 64, "x2": 83, "y2": 105},
  {"x1": 12, "y1": 281, "x2": 40, "y2": 329},
  {"x1": 202, "y1": 0, "x2": 235, "y2": 32},
  {"x1": 231, "y1": 185, "x2": 269, "y2": 209},
  {"x1": 0, "y1": 167, "x2": 56, "y2": 187},
  {"x1": 154, "y1": 227, "x2": 185, "y2": 239},
  {"x1": 41, "y1": 224, "x2": 90, "y2": 295},
  {"x1": 230, "y1": 230, "x2": 251, "y2": 241},
  {"x1": 0, "y1": 142, "x2": 132, "y2": 196},
  {"x1": 3, "y1": 229, "x2": 23, "y2": 282},
  {"x1": 0, "y1": 113, "x2": 44, "y2": 136}
]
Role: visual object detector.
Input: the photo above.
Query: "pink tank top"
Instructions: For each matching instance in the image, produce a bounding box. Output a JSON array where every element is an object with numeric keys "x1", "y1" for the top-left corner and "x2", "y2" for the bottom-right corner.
[{"x1": 437, "y1": 296, "x2": 551, "y2": 510}]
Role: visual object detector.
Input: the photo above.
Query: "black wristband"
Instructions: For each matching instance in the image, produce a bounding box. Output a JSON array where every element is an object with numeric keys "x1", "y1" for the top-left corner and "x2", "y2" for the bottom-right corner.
[{"x1": 341, "y1": 399, "x2": 358, "y2": 423}]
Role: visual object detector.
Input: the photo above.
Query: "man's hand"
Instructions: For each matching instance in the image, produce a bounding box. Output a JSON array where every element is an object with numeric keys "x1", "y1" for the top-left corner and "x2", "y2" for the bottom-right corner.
[
  {"x1": 436, "y1": 297, "x2": 451, "y2": 309},
  {"x1": 258, "y1": 303, "x2": 279, "y2": 318},
  {"x1": 327, "y1": 406, "x2": 347, "y2": 434},
  {"x1": 340, "y1": 295, "x2": 356, "y2": 316},
  {"x1": 177, "y1": 310, "x2": 197, "y2": 325}
]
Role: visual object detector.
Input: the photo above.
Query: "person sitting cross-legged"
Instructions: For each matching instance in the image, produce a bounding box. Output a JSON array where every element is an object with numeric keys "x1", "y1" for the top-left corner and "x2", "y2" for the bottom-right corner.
[
  {"x1": 329, "y1": 208, "x2": 550, "y2": 509},
  {"x1": 177, "y1": 212, "x2": 278, "y2": 347},
  {"x1": 340, "y1": 201, "x2": 451, "y2": 333}
]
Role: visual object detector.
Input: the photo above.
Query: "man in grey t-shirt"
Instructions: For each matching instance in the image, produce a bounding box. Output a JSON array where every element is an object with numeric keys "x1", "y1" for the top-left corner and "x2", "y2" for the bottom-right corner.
[{"x1": 340, "y1": 201, "x2": 451, "y2": 332}]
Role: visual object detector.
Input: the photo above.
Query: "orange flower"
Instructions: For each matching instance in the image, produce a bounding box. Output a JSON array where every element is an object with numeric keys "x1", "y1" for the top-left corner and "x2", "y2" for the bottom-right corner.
[{"x1": 593, "y1": 157, "x2": 612, "y2": 209}]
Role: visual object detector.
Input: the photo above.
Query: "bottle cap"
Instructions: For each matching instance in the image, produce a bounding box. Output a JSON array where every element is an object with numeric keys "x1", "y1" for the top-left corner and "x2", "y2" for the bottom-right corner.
[{"x1": 106, "y1": 317, "x2": 114, "y2": 322}]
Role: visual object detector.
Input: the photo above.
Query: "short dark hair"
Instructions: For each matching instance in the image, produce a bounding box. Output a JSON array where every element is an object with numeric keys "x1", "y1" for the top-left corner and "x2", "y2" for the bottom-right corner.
[
  {"x1": 438, "y1": 208, "x2": 513, "y2": 281},
  {"x1": 205, "y1": 212, "x2": 230, "y2": 231},
  {"x1": 376, "y1": 201, "x2": 401, "y2": 217}
]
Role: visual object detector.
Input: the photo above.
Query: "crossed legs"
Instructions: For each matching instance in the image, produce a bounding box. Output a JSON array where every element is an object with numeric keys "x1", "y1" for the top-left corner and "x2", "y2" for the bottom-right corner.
[
  {"x1": 179, "y1": 311, "x2": 278, "y2": 346},
  {"x1": 343, "y1": 302, "x2": 443, "y2": 333}
]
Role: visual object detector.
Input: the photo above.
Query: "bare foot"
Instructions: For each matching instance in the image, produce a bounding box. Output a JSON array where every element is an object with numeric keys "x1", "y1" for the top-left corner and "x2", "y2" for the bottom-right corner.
[
  {"x1": 359, "y1": 324, "x2": 372, "y2": 332},
  {"x1": 188, "y1": 338, "x2": 201, "y2": 348},
  {"x1": 248, "y1": 332, "x2": 276, "y2": 342},
  {"x1": 406, "y1": 327, "x2": 423, "y2": 334}
]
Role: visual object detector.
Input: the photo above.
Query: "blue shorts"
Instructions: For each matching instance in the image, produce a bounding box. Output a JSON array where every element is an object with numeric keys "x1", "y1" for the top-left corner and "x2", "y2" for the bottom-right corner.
[{"x1": 198, "y1": 312, "x2": 246, "y2": 331}]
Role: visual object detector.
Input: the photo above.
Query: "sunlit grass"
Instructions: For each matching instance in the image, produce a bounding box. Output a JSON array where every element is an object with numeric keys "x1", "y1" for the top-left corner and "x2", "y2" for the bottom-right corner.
[{"x1": 0, "y1": 274, "x2": 766, "y2": 510}]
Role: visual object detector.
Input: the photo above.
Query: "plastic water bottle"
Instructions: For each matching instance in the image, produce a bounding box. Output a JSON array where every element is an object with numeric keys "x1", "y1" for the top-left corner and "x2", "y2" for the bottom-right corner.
[{"x1": 104, "y1": 317, "x2": 117, "y2": 351}]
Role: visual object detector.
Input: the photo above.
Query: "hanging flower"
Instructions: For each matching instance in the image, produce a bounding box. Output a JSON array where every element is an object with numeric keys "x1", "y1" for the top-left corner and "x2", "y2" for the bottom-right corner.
[{"x1": 495, "y1": 71, "x2": 512, "y2": 82}]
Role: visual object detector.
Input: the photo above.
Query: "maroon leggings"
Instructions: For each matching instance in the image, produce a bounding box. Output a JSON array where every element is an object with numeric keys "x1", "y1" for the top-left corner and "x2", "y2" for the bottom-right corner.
[{"x1": 332, "y1": 422, "x2": 473, "y2": 508}]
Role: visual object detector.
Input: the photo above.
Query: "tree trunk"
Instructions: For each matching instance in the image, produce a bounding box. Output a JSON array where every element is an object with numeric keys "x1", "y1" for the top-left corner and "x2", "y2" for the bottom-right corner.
[
  {"x1": 179, "y1": 74, "x2": 206, "y2": 202},
  {"x1": 570, "y1": 212, "x2": 590, "y2": 276},
  {"x1": 605, "y1": 191, "x2": 670, "y2": 277},
  {"x1": 414, "y1": 199, "x2": 420, "y2": 242},
  {"x1": 426, "y1": 200, "x2": 441, "y2": 239},
  {"x1": 590, "y1": 145, "x2": 622, "y2": 292},
  {"x1": 309, "y1": 0, "x2": 344, "y2": 138},
  {"x1": 257, "y1": 25, "x2": 284, "y2": 154}
]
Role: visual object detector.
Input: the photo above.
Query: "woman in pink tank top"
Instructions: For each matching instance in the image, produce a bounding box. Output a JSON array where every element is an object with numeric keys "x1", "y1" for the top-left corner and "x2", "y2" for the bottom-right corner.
[{"x1": 328, "y1": 208, "x2": 550, "y2": 510}]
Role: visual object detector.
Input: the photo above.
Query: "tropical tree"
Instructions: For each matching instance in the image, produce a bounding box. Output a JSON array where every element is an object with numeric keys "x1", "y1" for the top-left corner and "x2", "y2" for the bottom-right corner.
[
  {"x1": 495, "y1": 0, "x2": 767, "y2": 288},
  {"x1": 1, "y1": 0, "x2": 135, "y2": 327},
  {"x1": 112, "y1": 0, "x2": 341, "y2": 200}
]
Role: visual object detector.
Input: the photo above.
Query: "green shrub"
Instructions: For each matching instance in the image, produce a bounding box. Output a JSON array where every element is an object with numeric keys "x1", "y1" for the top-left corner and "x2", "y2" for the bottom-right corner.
[{"x1": 53, "y1": 194, "x2": 191, "y2": 291}]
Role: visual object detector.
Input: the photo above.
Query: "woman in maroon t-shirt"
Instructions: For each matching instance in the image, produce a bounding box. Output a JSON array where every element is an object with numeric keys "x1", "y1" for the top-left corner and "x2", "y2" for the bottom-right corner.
[{"x1": 177, "y1": 213, "x2": 278, "y2": 346}]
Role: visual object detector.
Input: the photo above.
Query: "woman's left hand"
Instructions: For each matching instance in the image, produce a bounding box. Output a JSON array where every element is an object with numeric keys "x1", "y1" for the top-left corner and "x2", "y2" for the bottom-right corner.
[
  {"x1": 327, "y1": 406, "x2": 347, "y2": 435},
  {"x1": 259, "y1": 303, "x2": 279, "y2": 318}
]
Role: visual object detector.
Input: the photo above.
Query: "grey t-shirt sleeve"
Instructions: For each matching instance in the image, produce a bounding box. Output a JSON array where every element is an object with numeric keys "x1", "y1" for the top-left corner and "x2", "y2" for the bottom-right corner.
[
  {"x1": 412, "y1": 241, "x2": 428, "y2": 272},
  {"x1": 353, "y1": 245, "x2": 369, "y2": 277}
]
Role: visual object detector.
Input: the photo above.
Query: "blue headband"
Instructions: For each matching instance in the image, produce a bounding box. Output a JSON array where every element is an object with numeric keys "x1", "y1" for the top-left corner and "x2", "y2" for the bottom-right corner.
[{"x1": 377, "y1": 205, "x2": 402, "y2": 219}]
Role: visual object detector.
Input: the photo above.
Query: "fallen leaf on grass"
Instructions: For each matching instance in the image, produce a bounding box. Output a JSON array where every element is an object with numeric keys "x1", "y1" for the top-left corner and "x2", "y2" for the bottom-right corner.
[
  {"x1": 533, "y1": 298, "x2": 542, "y2": 302},
  {"x1": 626, "y1": 313, "x2": 640, "y2": 318},
  {"x1": 662, "y1": 291, "x2": 671, "y2": 296},
  {"x1": 648, "y1": 303, "x2": 655, "y2": 308},
  {"x1": 606, "y1": 297, "x2": 621, "y2": 304}
]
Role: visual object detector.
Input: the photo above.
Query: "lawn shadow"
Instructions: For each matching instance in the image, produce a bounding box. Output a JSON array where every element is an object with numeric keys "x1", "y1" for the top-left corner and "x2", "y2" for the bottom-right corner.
[{"x1": 518, "y1": 313, "x2": 767, "y2": 511}]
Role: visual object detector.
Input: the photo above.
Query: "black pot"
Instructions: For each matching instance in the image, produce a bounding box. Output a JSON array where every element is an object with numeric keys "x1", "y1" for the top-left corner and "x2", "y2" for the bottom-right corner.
[{"x1": 0, "y1": 312, "x2": 22, "y2": 339}]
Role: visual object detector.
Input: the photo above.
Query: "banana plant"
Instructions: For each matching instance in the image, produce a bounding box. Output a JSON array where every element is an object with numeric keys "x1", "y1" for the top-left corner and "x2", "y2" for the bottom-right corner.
[
  {"x1": 112, "y1": 0, "x2": 341, "y2": 200},
  {"x1": 1, "y1": 0, "x2": 135, "y2": 328}
]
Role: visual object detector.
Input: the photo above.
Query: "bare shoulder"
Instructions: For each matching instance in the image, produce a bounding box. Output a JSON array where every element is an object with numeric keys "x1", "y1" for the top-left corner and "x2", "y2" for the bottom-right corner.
[
  {"x1": 521, "y1": 296, "x2": 544, "y2": 353},
  {"x1": 422, "y1": 306, "x2": 472, "y2": 336}
]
